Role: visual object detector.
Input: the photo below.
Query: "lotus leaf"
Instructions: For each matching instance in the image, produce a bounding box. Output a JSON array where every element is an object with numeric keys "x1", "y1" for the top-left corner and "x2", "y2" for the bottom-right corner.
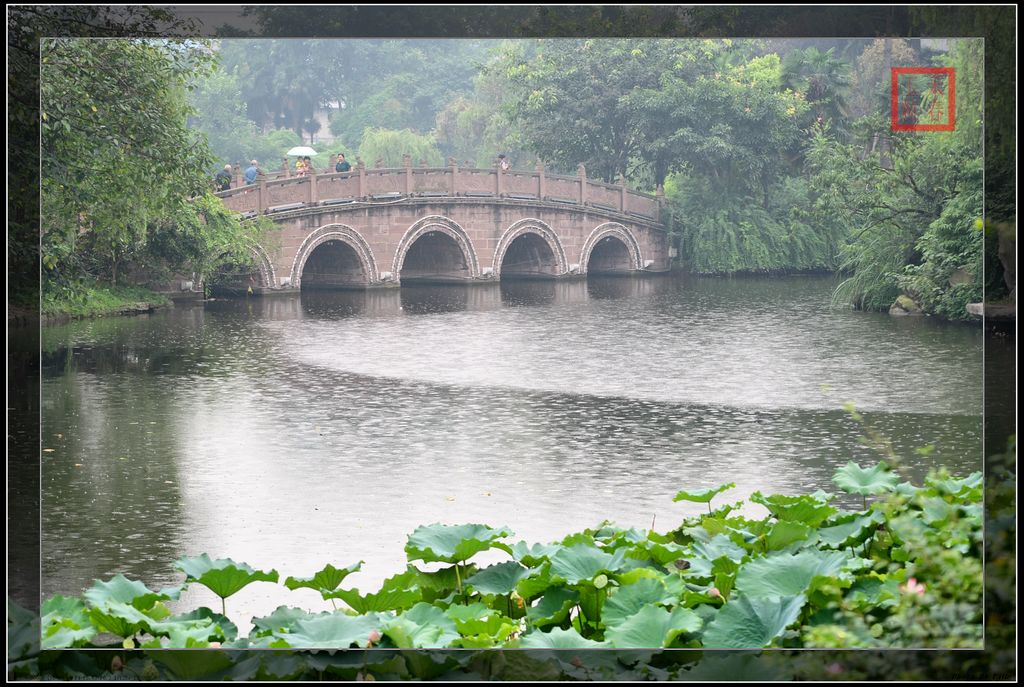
[
  {"x1": 548, "y1": 544, "x2": 627, "y2": 585},
  {"x1": 765, "y1": 521, "x2": 817, "y2": 552},
  {"x1": 325, "y1": 587, "x2": 421, "y2": 614},
  {"x1": 143, "y1": 620, "x2": 222, "y2": 648},
  {"x1": 41, "y1": 602, "x2": 96, "y2": 650},
  {"x1": 251, "y1": 606, "x2": 321, "y2": 636},
  {"x1": 750, "y1": 492, "x2": 836, "y2": 526},
  {"x1": 275, "y1": 612, "x2": 381, "y2": 648},
  {"x1": 83, "y1": 574, "x2": 180, "y2": 610},
  {"x1": 41, "y1": 595, "x2": 95, "y2": 648},
  {"x1": 284, "y1": 562, "x2": 363, "y2": 594},
  {"x1": 148, "y1": 649, "x2": 240, "y2": 681},
  {"x1": 384, "y1": 602, "x2": 460, "y2": 648},
  {"x1": 405, "y1": 523, "x2": 513, "y2": 564},
  {"x1": 817, "y1": 511, "x2": 884, "y2": 549},
  {"x1": 673, "y1": 482, "x2": 736, "y2": 503},
  {"x1": 466, "y1": 561, "x2": 530, "y2": 596},
  {"x1": 605, "y1": 604, "x2": 703, "y2": 648},
  {"x1": 832, "y1": 461, "x2": 899, "y2": 496},
  {"x1": 516, "y1": 562, "x2": 556, "y2": 601},
  {"x1": 505, "y1": 541, "x2": 562, "y2": 566},
  {"x1": 87, "y1": 600, "x2": 156, "y2": 638},
  {"x1": 518, "y1": 626, "x2": 608, "y2": 649},
  {"x1": 701, "y1": 594, "x2": 806, "y2": 648},
  {"x1": 174, "y1": 554, "x2": 279, "y2": 604},
  {"x1": 603, "y1": 578, "x2": 674, "y2": 625},
  {"x1": 734, "y1": 550, "x2": 850, "y2": 598},
  {"x1": 926, "y1": 471, "x2": 982, "y2": 497},
  {"x1": 691, "y1": 534, "x2": 747, "y2": 563},
  {"x1": 526, "y1": 587, "x2": 579, "y2": 627},
  {"x1": 169, "y1": 607, "x2": 238, "y2": 641}
]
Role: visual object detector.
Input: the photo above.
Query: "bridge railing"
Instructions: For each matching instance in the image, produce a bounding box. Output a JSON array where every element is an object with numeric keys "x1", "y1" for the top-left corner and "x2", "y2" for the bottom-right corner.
[{"x1": 217, "y1": 161, "x2": 665, "y2": 223}]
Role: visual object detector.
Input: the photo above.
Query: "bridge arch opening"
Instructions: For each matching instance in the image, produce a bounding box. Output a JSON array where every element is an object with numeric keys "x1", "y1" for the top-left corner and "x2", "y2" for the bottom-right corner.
[
  {"x1": 399, "y1": 231, "x2": 472, "y2": 284},
  {"x1": 498, "y1": 233, "x2": 560, "y2": 280},
  {"x1": 587, "y1": 235, "x2": 634, "y2": 274},
  {"x1": 300, "y1": 239, "x2": 368, "y2": 290}
]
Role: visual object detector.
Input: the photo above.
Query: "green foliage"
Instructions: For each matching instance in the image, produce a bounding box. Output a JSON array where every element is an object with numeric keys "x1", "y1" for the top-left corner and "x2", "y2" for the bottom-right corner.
[
  {"x1": 40, "y1": 284, "x2": 170, "y2": 318},
  {"x1": 357, "y1": 128, "x2": 445, "y2": 168},
  {"x1": 27, "y1": 456, "x2": 983, "y2": 660}
]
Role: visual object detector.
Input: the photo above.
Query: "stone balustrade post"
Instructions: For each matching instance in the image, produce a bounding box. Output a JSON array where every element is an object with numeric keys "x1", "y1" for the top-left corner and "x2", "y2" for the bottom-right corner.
[
  {"x1": 356, "y1": 158, "x2": 366, "y2": 199},
  {"x1": 656, "y1": 183, "x2": 665, "y2": 222},
  {"x1": 308, "y1": 172, "x2": 317, "y2": 204},
  {"x1": 328, "y1": 154, "x2": 337, "y2": 172},
  {"x1": 234, "y1": 161, "x2": 242, "y2": 188},
  {"x1": 537, "y1": 160, "x2": 546, "y2": 199},
  {"x1": 403, "y1": 154, "x2": 413, "y2": 195},
  {"x1": 578, "y1": 164, "x2": 587, "y2": 205},
  {"x1": 257, "y1": 178, "x2": 266, "y2": 213},
  {"x1": 283, "y1": 157, "x2": 290, "y2": 178},
  {"x1": 496, "y1": 159, "x2": 504, "y2": 197},
  {"x1": 620, "y1": 176, "x2": 628, "y2": 213},
  {"x1": 449, "y1": 157, "x2": 459, "y2": 196}
]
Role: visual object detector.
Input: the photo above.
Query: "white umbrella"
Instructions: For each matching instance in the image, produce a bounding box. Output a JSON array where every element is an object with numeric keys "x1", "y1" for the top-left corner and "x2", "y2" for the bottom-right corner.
[{"x1": 286, "y1": 146, "x2": 318, "y2": 157}]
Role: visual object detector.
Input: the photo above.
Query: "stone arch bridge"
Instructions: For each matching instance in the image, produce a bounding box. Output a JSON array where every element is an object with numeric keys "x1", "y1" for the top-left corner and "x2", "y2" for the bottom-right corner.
[{"x1": 214, "y1": 161, "x2": 669, "y2": 292}]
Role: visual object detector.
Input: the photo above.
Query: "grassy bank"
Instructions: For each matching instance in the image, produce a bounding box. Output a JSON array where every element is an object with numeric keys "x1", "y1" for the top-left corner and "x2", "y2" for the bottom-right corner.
[{"x1": 40, "y1": 284, "x2": 171, "y2": 320}]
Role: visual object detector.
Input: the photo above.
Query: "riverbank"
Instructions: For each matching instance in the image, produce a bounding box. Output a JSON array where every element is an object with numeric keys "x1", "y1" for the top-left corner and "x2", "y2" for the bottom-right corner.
[{"x1": 39, "y1": 284, "x2": 172, "y2": 324}]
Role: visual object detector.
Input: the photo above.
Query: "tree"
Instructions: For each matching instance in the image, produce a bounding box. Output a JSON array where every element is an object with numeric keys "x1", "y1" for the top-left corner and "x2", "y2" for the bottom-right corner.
[
  {"x1": 781, "y1": 46, "x2": 851, "y2": 136},
  {"x1": 357, "y1": 128, "x2": 443, "y2": 167},
  {"x1": 40, "y1": 37, "x2": 265, "y2": 292}
]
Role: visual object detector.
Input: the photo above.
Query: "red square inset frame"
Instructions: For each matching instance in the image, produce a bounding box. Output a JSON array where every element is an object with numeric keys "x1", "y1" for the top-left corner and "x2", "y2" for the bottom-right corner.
[{"x1": 891, "y1": 67, "x2": 956, "y2": 131}]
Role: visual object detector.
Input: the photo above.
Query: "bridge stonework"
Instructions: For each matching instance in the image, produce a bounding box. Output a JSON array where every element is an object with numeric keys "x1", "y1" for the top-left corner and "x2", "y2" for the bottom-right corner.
[{"x1": 217, "y1": 166, "x2": 669, "y2": 290}]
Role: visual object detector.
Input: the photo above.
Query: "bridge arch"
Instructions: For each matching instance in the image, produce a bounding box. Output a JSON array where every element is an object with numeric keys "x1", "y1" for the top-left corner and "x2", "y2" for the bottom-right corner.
[
  {"x1": 250, "y1": 242, "x2": 277, "y2": 287},
  {"x1": 393, "y1": 215, "x2": 480, "y2": 283},
  {"x1": 579, "y1": 222, "x2": 643, "y2": 274},
  {"x1": 290, "y1": 224, "x2": 378, "y2": 289},
  {"x1": 492, "y1": 218, "x2": 568, "y2": 279}
]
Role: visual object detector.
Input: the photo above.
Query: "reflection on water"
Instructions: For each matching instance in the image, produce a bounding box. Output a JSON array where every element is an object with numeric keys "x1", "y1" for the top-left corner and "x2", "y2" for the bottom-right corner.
[{"x1": 39, "y1": 275, "x2": 989, "y2": 625}]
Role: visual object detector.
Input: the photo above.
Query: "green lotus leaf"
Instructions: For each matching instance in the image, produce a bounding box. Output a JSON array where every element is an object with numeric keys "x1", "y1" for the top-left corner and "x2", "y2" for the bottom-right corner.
[
  {"x1": 893, "y1": 481, "x2": 922, "y2": 497},
  {"x1": 175, "y1": 554, "x2": 279, "y2": 602},
  {"x1": 926, "y1": 471, "x2": 982, "y2": 498},
  {"x1": 507, "y1": 541, "x2": 562, "y2": 566},
  {"x1": 734, "y1": 550, "x2": 850, "y2": 599},
  {"x1": 673, "y1": 482, "x2": 736, "y2": 503},
  {"x1": 765, "y1": 520, "x2": 817, "y2": 552},
  {"x1": 384, "y1": 602, "x2": 460, "y2": 648},
  {"x1": 750, "y1": 492, "x2": 836, "y2": 526},
  {"x1": 518, "y1": 626, "x2": 608, "y2": 649},
  {"x1": 83, "y1": 574, "x2": 180, "y2": 610},
  {"x1": 325, "y1": 587, "x2": 421, "y2": 614},
  {"x1": 41, "y1": 597, "x2": 97, "y2": 650},
  {"x1": 817, "y1": 511, "x2": 884, "y2": 549},
  {"x1": 526, "y1": 587, "x2": 579, "y2": 627},
  {"x1": 466, "y1": 561, "x2": 530, "y2": 596},
  {"x1": 833, "y1": 461, "x2": 899, "y2": 496},
  {"x1": 284, "y1": 562, "x2": 363, "y2": 594},
  {"x1": 147, "y1": 649, "x2": 239, "y2": 681},
  {"x1": 691, "y1": 534, "x2": 747, "y2": 563},
  {"x1": 274, "y1": 612, "x2": 382, "y2": 648},
  {"x1": 87, "y1": 600, "x2": 156, "y2": 638},
  {"x1": 445, "y1": 602, "x2": 514, "y2": 638},
  {"x1": 616, "y1": 567, "x2": 665, "y2": 586},
  {"x1": 702, "y1": 594, "x2": 806, "y2": 648},
  {"x1": 632, "y1": 538, "x2": 689, "y2": 565},
  {"x1": 603, "y1": 578, "x2": 675, "y2": 626},
  {"x1": 405, "y1": 523, "x2": 513, "y2": 564},
  {"x1": 605, "y1": 604, "x2": 703, "y2": 648},
  {"x1": 144, "y1": 620, "x2": 223, "y2": 648},
  {"x1": 251, "y1": 606, "x2": 320, "y2": 636},
  {"x1": 846, "y1": 576, "x2": 901, "y2": 611},
  {"x1": 548, "y1": 544, "x2": 627, "y2": 585},
  {"x1": 167, "y1": 607, "x2": 237, "y2": 641},
  {"x1": 516, "y1": 563, "x2": 556, "y2": 601}
]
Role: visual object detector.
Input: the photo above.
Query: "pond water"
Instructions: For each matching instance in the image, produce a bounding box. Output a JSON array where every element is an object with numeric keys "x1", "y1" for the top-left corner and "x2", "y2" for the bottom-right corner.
[{"x1": 39, "y1": 275, "x2": 988, "y2": 625}]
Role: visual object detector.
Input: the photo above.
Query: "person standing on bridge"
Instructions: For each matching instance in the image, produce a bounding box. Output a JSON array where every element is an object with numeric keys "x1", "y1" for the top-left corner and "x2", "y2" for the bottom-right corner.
[
  {"x1": 214, "y1": 164, "x2": 232, "y2": 191},
  {"x1": 498, "y1": 154, "x2": 510, "y2": 172},
  {"x1": 335, "y1": 153, "x2": 351, "y2": 173},
  {"x1": 244, "y1": 160, "x2": 261, "y2": 185}
]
